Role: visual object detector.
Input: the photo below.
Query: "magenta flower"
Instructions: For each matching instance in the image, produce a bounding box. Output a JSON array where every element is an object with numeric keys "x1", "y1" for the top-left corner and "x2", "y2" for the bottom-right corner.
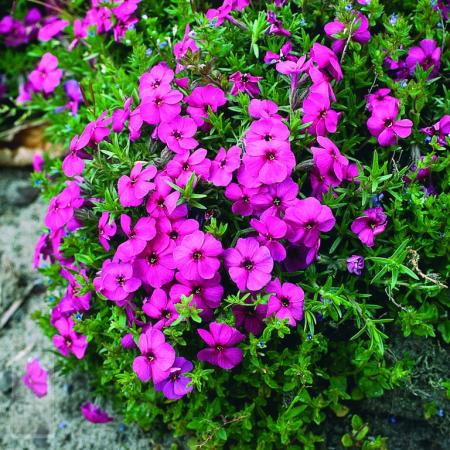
[
  {"x1": 209, "y1": 146, "x2": 241, "y2": 187},
  {"x1": 173, "y1": 24, "x2": 199, "y2": 61},
  {"x1": 118, "y1": 162, "x2": 157, "y2": 207},
  {"x1": 146, "y1": 175, "x2": 181, "y2": 218},
  {"x1": 406, "y1": 39, "x2": 441, "y2": 77},
  {"x1": 132, "y1": 326, "x2": 176, "y2": 383},
  {"x1": 225, "y1": 183, "x2": 259, "y2": 216},
  {"x1": 224, "y1": 238, "x2": 273, "y2": 291},
  {"x1": 266, "y1": 10, "x2": 291, "y2": 37},
  {"x1": 366, "y1": 88, "x2": 399, "y2": 113},
  {"x1": 350, "y1": 207, "x2": 387, "y2": 247},
  {"x1": 143, "y1": 288, "x2": 179, "y2": 328},
  {"x1": 166, "y1": 148, "x2": 211, "y2": 186},
  {"x1": 311, "y1": 136, "x2": 349, "y2": 184},
  {"x1": 112, "y1": 97, "x2": 132, "y2": 132},
  {"x1": 250, "y1": 214, "x2": 287, "y2": 262},
  {"x1": 284, "y1": 242, "x2": 320, "y2": 272},
  {"x1": 140, "y1": 85, "x2": 183, "y2": 125},
  {"x1": 133, "y1": 237, "x2": 176, "y2": 288},
  {"x1": 347, "y1": 255, "x2": 365, "y2": 276},
  {"x1": 63, "y1": 80, "x2": 84, "y2": 116},
  {"x1": 154, "y1": 357, "x2": 193, "y2": 400},
  {"x1": 285, "y1": 197, "x2": 336, "y2": 246},
  {"x1": 173, "y1": 230, "x2": 223, "y2": 280},
  {"x1": 186, "y1": 85, "x2": 227, "y2": 126},
  {"x1": 324, "y1": 13, "x2": 370, "y2": 54},
  {"x1": 101, "y1": 261, "x2": 141, "y2": 301},
  {"x1": 158, "y1": 116, "x2": 199, "y2": 154},
  {"x1": 78, "y1": 111, "x2": 112, "y2": 145},
  {"x1": 367, "y1": 101, "x2": 412, "y2": 146},
  {"x1": 139, "y1": 63, "x2": 174, "y2": 97},
  {"x1": 22, "y1": 359, "x2": 48, "y2": 398},
  {"x1": 276, "y1": 54, "x2": 308, "y2": 76},
  {"x1": 53, "y1": 317, "x2": 87, "y2": 360},
  {"x1": 266, "y1": 278, "x2": 304, "y2": 326},
  {"x1": 81, "y1": 403, "x2": 113, "y2": 424},
  {"x1": 229, "y1": 71, "x2": 262, "y2": 97},
  {"x1": 38, "y1": 18, "x2": 69, "y2": 42},
  {"x1": 28, "y1": 53, "x2": 62, "y2": 95},
  {"x1": 62, "y1": 135, "x2": 87, "y2": 177},
  {"x1": 421, "y1": 115, "x2": 450, "y2": 146},
  {"x1": 245, "y1": 117, "x2": 290, "y2": 149},
  {"x1": 197, "y1": 322, "x2": 245, "y2": 370},
  {"x1": 248, "y1": 99, "x2": 281, "y2": 119},
  {"x1": 156, "y1": 216, "x2": 199, "y2": 247},
  {"x1": 170, "y1": 272, "x2": 224, "y2": 313},
  {"x1": 233, "y1": 301, "x2": 267, "y2": 336},
  {"x1": 302, "y1": 93, "x2": 340, "y2": 136},
  {"x1": 69, "y1": 18, "x2": 88, "y2": 50},
  {"x1": 309, "y1": 43, "x2": 343, "y2": 81},
  {"x1": 98, "y1": 212, "x2": 117, "y2": 251},
  {"x1": 264, "y1": 41, "x2": 296, "y2": 65},
  {"x1": 115, "y1": 214, "x2": 156, "y2": 261}
]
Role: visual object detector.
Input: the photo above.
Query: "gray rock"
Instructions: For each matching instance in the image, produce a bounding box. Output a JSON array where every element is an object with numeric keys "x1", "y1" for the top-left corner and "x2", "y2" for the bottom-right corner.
[{"x1": 5, "y1": 179, "x2": 39, "y2": 207}]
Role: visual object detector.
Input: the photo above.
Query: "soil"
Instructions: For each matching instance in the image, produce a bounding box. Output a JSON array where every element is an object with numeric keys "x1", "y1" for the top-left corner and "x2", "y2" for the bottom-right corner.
[{"x1": 0, "y1": 167, "x2": 448, "y2": 450}]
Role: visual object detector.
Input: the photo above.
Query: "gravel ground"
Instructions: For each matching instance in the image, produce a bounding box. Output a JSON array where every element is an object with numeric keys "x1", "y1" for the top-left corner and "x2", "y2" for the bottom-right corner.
[{"x1": 0, "y1": 168, "x2": 170, "y2": 450}]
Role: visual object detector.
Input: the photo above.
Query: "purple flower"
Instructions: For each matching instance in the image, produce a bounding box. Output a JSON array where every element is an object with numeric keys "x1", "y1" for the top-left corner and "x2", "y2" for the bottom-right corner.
[
  {"x1": 406, "y1": 39, "x2": 441, "y2": 77},
  {"x1": 248, "y1": 99, "x2": 281, "y2": 119},
  {"x1": 229, "y1": 71, "x2": 262, "y2": 97},
  {"x1": 53, "y1": 317, "x2": 88, "y2": 360},
  {"x1": 154, "y1": 357, "x2": 193, "y2": 400},
  {"x1": 158, "y1": 116, "x2": 199, "y2": 154},
  {"x1": 28, "y1": 53, "x2": 62, "y2": 95},
  {"x1": 146, "y1": 175, "x2": 181, "y2": 218},
  {"x1": 62, "y1": 135, "x2": 88, "y2": 177},
  {"x1": 112, "y1": 97, "x2": 132, "y2": 132},
  {"x1": 63, "y1": 80, "x2": 83, "y2": 116},
  {"x1": 81, "y1": 403, "x2": 113, "y2": 424},
  {"x1": 347, "y1": 255, "x2": 365, "y2": 275},
  {"x1": 350, "y1": 207, "x2": 387, "y2": 247},
  {"x1": 173, "y1": 230, "x2": 223, "y2": 280},
  {"x1": 266, "y1": 278, "x2": 304, "y2": 326},
  {"x1": 38, "y1": 18, "x2": 69, "y2": 42},
  {"x1": 420, "y1": 115, "x2": 450, "y2": 146},
  {"x1": 233, "y1": 300, "x2": 267, "y2": 336},
  {"x1": 302, "y1": 93, "x2": 341, "y2": 136},
  {"x1": 22, "y1": 359, "x2": 48, "y2": 398},
  {"x1": 166, "y1": 148, "x2": 211, "y2": 186},
  {"x1": 367, "y1": 100, "x2": 412, "y2": 146},
  {"x1": 311, "y1": 136, "x2": 349, "y2": 184},
  {"x1": 197, "y1": 322, "x2": 245, "y2": 370},
  {"x1": 224, "y1": 183, "x2": 259, "y2": 216},
  {"x1": 173, "y1": 24, "x2": 199, "y2": 61},
  {"x1": 139, "y1": 64, "x2": 174, "y2": 97},
  {"x1": 250, "y1": 214, "x2": 287, "y2": 262},
  {"x1": 186, "y1": 84, "x2": 227, "y2": 127},
  {"x1": 224, "y1": 238, "x2": 273, "y2": 291},
  {"x1": 132, "y1": 326, "x2": 176, "y2": 383},
  {"x1": 118, "y1": 162, "x2": 157, "y2": 207},
  {"x1": 309, "y1": 43, "x2": 343, "y2": 82},
  {"x1": 140, "y1": 85, "x2": 183, "y2": 125},
  {"x1": 285, "y1": 197, "x2": 336, "y2": 247},
  {"x1": 115, "y1": 214, "x2": 156, "y2": 261},
  {"x1": 143, "y1": 288, "x2": 179, "y2": 328},
  {"x1": 209, "y1": 146, "x2": 241, "y2": 187},
  {"x1": 101, "y1": 261, "x2": 141, "y2": 301},
  {"x1": 98, "y1": 212, "x2": 117, "y2": 251}
]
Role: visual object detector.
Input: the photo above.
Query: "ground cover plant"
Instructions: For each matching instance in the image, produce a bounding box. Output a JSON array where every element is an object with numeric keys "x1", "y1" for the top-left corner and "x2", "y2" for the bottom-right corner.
[{"x1": 2, "y1": 0, "x2": 449, "y2": 448}]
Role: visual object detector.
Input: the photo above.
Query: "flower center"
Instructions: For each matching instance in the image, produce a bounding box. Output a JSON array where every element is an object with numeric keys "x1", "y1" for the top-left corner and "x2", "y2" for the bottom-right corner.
[
  {"x1": 169, "y1": 231, "x2": 178, "y2": 240},
  {"x1": 116, "y1": 275, "x2": 125, "y2": 286},
  {"x1": 243, "y1": 259, "x2": 254, "y2": 270},
  {"x1": 193, "y1": 251, "x2": 202, "y2": 260},
  {"x1": 273, "y1": 197, "x2": 281, "y2": 206},
  {"x1": 147, "y1": 352, "x2": 155, "y2": 362},
  {"x1": 266, "y1": 151, "x2": 276, "y2": 161},
  {"x1": 148, "y1": 252, "x2": 158, "y2": 264},
  {"x1": 319, "y1": 109, "x2": 327, "y2": 118},
  {"x1": 170, "y1": 370, "x2": 181, "y2": 381},
  {"x1": 182, "y1": 163, "x2": 190, "y2": 171},
  {"x1": 173, "y1": 131, "x2": 182, "y2": 140},
  {"x1": 385, "y1": 119, "x2": 393, "y2": 128},
  {"x1": 264, "y1": 134, "x2": 272, "y2": 142},
  {"x1": 164, "y1": 311, "x2": 171, "y2": 319},
  {"x1": 155, "y1": 97, "x2": 163, "y2": 106},
  {"x1": 193, "y1": 286, "x2": 201, "y2": 295},
  {"x1": 281, "y1": 297, "x2": 290, "y2": 307},
  {"x1": 241, "y1": 75, "x2": 248, "y2": 83},
  {"x1": 216, "y1": 345, "x2": 224, "y2": 352},
  {"x1": 65, "y1": 337, "x2": 72, "y2": 347}
]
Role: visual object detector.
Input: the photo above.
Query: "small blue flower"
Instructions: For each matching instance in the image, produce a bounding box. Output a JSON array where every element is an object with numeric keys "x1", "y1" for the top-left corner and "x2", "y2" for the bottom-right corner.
[
  {"x1": 58, "y1": 421, "x2": 67, "y2": 429},
  {"x1": 141, "y1": 14, "x2": 148, "y2": 20},
  {"x1": 209, "y1": 17, "x2": 217, "y2": 26},
  {"x1": 400, "y1": 80, "x2": 407, "y2": 88},
  {"x1": 48, "y1": 296, "x2": 55, "y2": 303},
  {"x1": 34, "y1": 180, "x2": 42, "y2": 187},
  {"x1": 424, "y1": 136, "x2": 432, "y2": 144},
  {"x1": 438, "y1": 408, "x2": 444, "y2": 417},
  {"x1": 257, "y1": 340, "x2": 266, "y2": 349},
  {"x1": 299, "y1": 18, "x2": 307, "y2": 27},
  {"x1": 345, "y1": 4, "x2": 353, "y2": 11},
  {"x1": 158, "y1": 41, "x2": 167, "y2": 49},
  {"x1": 146, "y1": 48, "x2": 153, "y2": 57},
  {"x1": 430, "y1": 0, "x2": 437, "y2": 6},
  {"x1": 371, "y1": 193, "x2": 384, "y2": 207},
  {"x1": 306, "y1": 333, "x2": 313, "y2": 340},
  {"x1": 389, "y1": 14, "x2": 398, "y2": 25},
  {"x1": 88, "y1": 30, "x2": 95, "y2": 38},
  {"x1": 118, "y1": 423, "x2": 127, "y2": 433},
  {"x1": 75, "y1": 312, "x2": 83, "y2": 321},
  {"x1": 388, "y1": 415, "x2": 397, "y2": 425}
]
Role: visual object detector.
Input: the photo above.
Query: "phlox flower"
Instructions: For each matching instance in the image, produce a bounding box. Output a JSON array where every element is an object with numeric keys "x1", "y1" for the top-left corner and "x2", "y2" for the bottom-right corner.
[
  {"x1": 232, "y1": 300, "x2": 267, "y2": 336},
  {"x1": 129, "y1": 106, "x2": 143, "y2": 141},
  {"x1": 197, "y1": 322, "x2": 245, "y2": 370},
  {"x1": 78, "y1": 111, "x2": 112, "y2": 146},
  {"x1": 154, "y1": 357, "x2": 193, "y2": 400},
  {"x1": 420, "y1": 115, "x2": 450, "y2": 146},
  {"x1": 98, "y1": 212, "x2": 117, "y2": 251},
  {"x1": 366, "y1": 88, "x2": 399, "y2": 112},
  {"x1": 86, "y1": 7, "x2": 113, "y2": 34},
  {"x1": 156, "y1": 216, "x2": 199, "y2": 248},
  {"x1": 146, "y1": 175, "x2": 181, "y2": 218},
  {"x1": 224, "y1": 183, "x2": 259, "y2": 216},
  {"x1": 350, "y1": 207, "x2": 387, "y2": 247},
  {"x1": 229, "y1": 71, "x2": 262, "y2": 97},
  {"x1": 166, "y1": 148, "x2": 211, "y2": 186},
  {"x1": 250, "y1": 214, "x2": 287, "y2": 262},
  {"x1": 224, "y1": 238, "x2": 273, "y2": 291},
  {"x1": 133, "y1": 237, "x2": 176, "y2": 287},
  {"x1": 28, "y1": 53, "x2": 62, "y2": 95},
  {"x1": 69, "y1": 18, "x2": 88, "y2": 50},
  {"x1": 209, "y1": 146, "x2": 241, "y2": 187},
  {"x1": 143, "y1": 288, "x2": 179, "y2": 328},
  {"x1": 367, "y1": 100, "x2": 412, "y2": 146},
  {"x1": 347, "y1": 255, "x2": 365, "y2": 276},
  {"x1": 264, "y1": 41, "x2": 296, "y2": 65},
  {"x1": 276, "y1": 54, "x2": 308, "y2": 76},
  {"x1": 245, "y1": 118, "x2": 290, "y2": 150},
  {"x1": 63, "y1": 80, "x2": 83, "y2": 116},
  {"x1": 266, "y1": 10, "x2": 291, "y2": 36},
  {"x1": 140, "y1": 85, "x2": 182, "y2": 125},
  {"x1": 302, "y1": 93, "x2": 341, "y2": 136},
  {"x1": 22, "y1": 359, "x2": 48, "y2": 398},
  {"x1": 266, "y1": 278, "x2": 304, "y2": 326},
  {"x1": 37, "y1": 18, "x2": 69, "y2": 42},
  {"x1": 309, "y1": 43, "x2": 343, "y2": 81},
  {"x1": 132, "y1": 326, "x2": 176, "y2": 383},
  {"x1": 118, "y1": 162, "x2": 157, "y2": 207},
  {"x1": 115, "y1": 214, "x2": 156, "y2": 261},
  {"x1": 111, "y1": 97, "x2": 132, "y2": 132},
  {"x1": 101, "y1": 261, "x2": 141, "y2": 301},
  {"x1": 186, "y1": 85, "x2": 227, "y2": 127},
  {"x1": 311, "y1": 136, "x2": 349, "y2": 184},
  {"x1": 81, "y1": 403, "x2": 113, "y2": 423},
  {"x1": 53, "y1": 316, "x2": 87, "y2": 359},
  {"x1": 406, "y1": 39, "x2": 441, "y2": 77},
  {"x1": 248, "y1": 99, "x2": 281, "y2": 120},
  {"x1": 173, "y1": 230, "x2": 223, "y2": 280},
  {"x1": 285, "y1": 197, "x2": 336, "y2": 246},
  {"x1": 62, "y1": 135, "x2": 89, "y2": 177},
  {"x1": 158, "y1": 116, "x2": 199, "y2": 154},
  {"x1": 173, "y1": 24, "x2": 199, "y2": 61},
  {"x1": 139, "y1": 63, "x2": 174, "y2": 97},
  {"x1": 308, "y1": 65, "x2": 336, "y2": 102}
]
